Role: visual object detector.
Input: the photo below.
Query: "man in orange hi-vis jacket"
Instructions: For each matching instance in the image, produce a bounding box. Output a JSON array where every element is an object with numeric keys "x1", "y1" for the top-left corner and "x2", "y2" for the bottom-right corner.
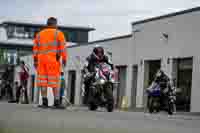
[{"x1": 33, "y1": 17, "x2": 68, "y2": 109}]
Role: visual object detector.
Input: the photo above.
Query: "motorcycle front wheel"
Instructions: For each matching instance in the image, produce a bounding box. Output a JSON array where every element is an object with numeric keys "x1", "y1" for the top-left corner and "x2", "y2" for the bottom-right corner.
[
  {"x1": 148, "y1": 97, "x2": 154, "y2": 113},
  {"x1": 105, "y1": 83, "x2": 114, "y2": 112},
  {"x1": 148, "y1": 96, "x2": 160, "y2": 113}
]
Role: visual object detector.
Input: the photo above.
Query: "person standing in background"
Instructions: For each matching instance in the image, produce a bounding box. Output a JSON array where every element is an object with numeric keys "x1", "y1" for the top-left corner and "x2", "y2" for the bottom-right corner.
[
  {"x1": 16, "y1": 61, "x2": 29, "y2": 104},
  {"x1": 1, "y1": 66, "x2": 14, "y2": 102}
]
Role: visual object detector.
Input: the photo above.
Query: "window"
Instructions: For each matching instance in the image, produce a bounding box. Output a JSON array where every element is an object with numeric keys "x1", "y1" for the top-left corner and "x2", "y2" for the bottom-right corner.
[
  {"x1": 7, "y1": 26, "x2": 39, "y2": 39},
  {"x1": 24, "y1": 27, "x2": 30, "y2": 33},
  {"x1": 16, "y1": 27, "x2": 24, "y2": 34},
  {"x1": 14, "y1": 26, "x2": 26, "y2": 38},
  {"x1": 69, "y1": 31, "x2": 77, "y2": 42},
  {"x1": 63, "y1": 30, "x2": 69, "y2": 41},
  {"x1": 7, "y1": 26, "x2": 15, "y2": 38},
  {"x1": 28, "y1": 32, "x2": 34, "y2": 39},
  {"x1": 63, "y1": 30, "x2": 78, "y2": 42},
  {"x1": 6, "y1": 50, "x2": 18, "y2": 65},
  {"x1": 0, "y1": 49, "x2": 6, "y2": 64},
  {"x1": 0, "y1": 49, "x2": 17, "y2": 65},
  {"x1": 24, "y1": 27, "x2": 35, "y2": 39}
]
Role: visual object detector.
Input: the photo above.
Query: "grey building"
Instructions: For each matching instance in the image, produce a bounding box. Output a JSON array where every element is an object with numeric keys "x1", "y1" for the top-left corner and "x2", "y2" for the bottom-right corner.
[{"x1": 64, "y1": 6, "x2": 200, "y2": 112}]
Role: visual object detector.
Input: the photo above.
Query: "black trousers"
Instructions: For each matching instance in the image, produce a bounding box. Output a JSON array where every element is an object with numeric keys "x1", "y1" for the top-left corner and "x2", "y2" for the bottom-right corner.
[
  {"x1": 16, "y1": 80, "x2": 29, "y2": 103},
  {"x1": 0, "y1": 81, "x2": 13, "y2": 100},
  {"x1": 7, "y1": 84, "x2": 13, "y2": 100}
]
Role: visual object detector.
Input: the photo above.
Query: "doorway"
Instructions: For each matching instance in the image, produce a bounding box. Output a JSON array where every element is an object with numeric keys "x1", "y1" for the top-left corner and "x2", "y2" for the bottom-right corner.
[
  {"x1": 67, "y1": 70, "x2": 76, "y2": 104},
  {"x1": 115, "y1": 66, "x2": 127, "y2": 108},
  {"x1": 173, "y1": 57, "x2": 193, "y2": 112},
  {"x1": 143, "y1": 60, "x2": 161, "y2": 107},
  {"x1": 131, "y1": 65, "x2": 138, "y2": 108}
]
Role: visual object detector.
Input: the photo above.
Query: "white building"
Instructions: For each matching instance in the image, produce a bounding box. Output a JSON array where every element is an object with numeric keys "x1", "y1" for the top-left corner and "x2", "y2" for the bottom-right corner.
[{"x1": 23, "y1": 6, "x2": 200, "y2": 112}]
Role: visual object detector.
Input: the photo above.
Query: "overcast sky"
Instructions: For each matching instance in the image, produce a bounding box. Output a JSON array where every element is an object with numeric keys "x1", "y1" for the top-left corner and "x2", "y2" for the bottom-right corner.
[{"x1": 0, "y1": 0, "x2": 200, "y2": 41}]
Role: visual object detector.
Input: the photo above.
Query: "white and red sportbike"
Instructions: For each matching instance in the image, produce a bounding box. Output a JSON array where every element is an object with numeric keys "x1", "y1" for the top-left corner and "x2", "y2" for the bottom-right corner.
[{"x1": 88, "y1": 63, "x2": 116, "y2": 112}]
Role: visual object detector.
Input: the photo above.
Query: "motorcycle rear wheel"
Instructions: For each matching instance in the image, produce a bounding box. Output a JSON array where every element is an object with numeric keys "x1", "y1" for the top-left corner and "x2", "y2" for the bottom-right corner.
[
  {"x1": 89, "y1": 102, "x2": 98, "y2": 111},
  {"x1": 168, "y1": 102, "x2": 174, "y2": 115},
  {"x1": 106, "y1": 100, "x2": 114, "y2": 112},
  {"x1": 148, "y1": 96, "x2": 160, "y2": 113}
]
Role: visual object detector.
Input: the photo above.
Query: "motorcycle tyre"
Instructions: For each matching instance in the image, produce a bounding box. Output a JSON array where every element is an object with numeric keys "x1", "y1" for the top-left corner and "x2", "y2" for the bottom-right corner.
[
  {"x1": 105, "y1": 83, "x2": 114, "y2": 112},
  {"x1": 89, "y1": 102, "x2": 98, "y2": 111},
  {"x1": 148, "y1": 97, "x2": 154, "y2": 113},
  {"x1": 107, "y1": 100, "x2": 114, "y2": 112},
  {"x1": 156, "y1": 108, "x2": 160, "y2": 113},
  {"x1": 168, "y1": 102, "x2": 174, "y2": 115}
]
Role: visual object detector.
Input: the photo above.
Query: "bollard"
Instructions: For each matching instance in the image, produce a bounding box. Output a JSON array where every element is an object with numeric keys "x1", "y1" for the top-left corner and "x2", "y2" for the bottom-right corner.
[{"x1": 121, "y1": 96, "x2": 129, "y2": 111}]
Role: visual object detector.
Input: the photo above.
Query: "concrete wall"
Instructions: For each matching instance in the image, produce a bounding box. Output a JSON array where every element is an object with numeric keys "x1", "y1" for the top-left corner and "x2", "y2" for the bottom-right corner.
[{"x1": 132, "y1": 10, "x2": 200, "y2": 112}]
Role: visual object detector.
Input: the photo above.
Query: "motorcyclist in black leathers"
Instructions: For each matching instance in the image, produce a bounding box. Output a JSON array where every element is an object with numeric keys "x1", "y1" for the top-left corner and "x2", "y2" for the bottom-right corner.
[
  {"x1": 82, "y1": 46, "x2": 114, "y2": 105},
  {"x1": 154, "y1": 69, "x2": 170, "y2": 90},
  {"x1": 153, "y1": 69, "x2": 171, "y2": 110}
]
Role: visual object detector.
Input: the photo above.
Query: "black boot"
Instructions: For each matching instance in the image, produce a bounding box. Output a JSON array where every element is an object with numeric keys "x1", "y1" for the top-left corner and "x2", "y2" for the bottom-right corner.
[
  {"x1": 53, "y1": 99, "x2": 65, "y2": 109},
  {"x1": 60, "y1": 97, "x2": 62, "y2": 105},
  {"x1": 54, "y1": 99, "x2": 60, "y2": 106},
  {"x1": 60, "y1": 97, "x2": 67, "y2": 109},
  {"x1": 38, "y1": 98, "x2": 48, "y2": 108}
]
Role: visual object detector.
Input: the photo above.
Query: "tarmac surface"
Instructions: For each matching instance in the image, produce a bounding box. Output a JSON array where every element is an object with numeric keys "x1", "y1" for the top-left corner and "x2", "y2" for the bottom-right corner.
[{"x1": 0, "y1": 102, "x2": 200, "y2": 133}]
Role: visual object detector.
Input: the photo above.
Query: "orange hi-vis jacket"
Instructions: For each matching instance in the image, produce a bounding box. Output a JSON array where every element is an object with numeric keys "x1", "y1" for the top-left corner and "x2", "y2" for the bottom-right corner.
[{"x1": 33, "y1": 27, "x2": 68, "y2": 88}]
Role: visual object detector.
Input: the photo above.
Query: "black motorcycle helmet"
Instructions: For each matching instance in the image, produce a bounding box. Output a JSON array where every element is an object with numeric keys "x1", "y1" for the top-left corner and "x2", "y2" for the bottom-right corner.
[{"x1": 93, "y1": 45, "x2": 104, "y2": 60}]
